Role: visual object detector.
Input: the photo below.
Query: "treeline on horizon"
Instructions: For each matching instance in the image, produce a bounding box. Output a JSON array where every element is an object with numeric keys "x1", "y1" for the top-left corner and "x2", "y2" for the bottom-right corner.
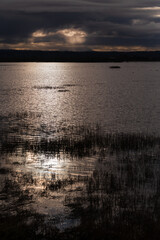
[{"x1": 0, "y1": 50, "x2": 160, "y2": 62}]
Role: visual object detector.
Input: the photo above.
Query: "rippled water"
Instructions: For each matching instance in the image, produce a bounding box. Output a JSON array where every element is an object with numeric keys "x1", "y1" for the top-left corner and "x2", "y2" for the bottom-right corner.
[
  {"x1": 1, "y1": 62, "x2": 160, "y2": 239},
  {"x1": 1, "y1": 62, "x2": 160, "y2": 133}
]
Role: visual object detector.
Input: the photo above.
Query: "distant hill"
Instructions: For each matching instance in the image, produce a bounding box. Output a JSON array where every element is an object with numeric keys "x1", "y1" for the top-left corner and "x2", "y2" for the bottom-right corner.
[{"x1": 0, "y1": 50, "x2": 160, "y2": 62}]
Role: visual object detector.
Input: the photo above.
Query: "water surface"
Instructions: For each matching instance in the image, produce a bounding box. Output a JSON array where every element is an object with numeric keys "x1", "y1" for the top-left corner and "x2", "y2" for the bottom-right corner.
[{"x1": 1, "y1": 62, "x2": 160, "y2": 239}]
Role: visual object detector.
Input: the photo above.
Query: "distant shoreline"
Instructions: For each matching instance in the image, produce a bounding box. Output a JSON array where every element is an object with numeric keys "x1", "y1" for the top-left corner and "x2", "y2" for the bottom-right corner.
[{"x1": 0, "y1": 50, "x2": 160, "y2": 62}]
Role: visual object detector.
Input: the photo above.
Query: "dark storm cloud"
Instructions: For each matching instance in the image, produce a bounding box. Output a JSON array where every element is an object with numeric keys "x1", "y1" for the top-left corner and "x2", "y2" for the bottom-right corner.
[{"x1": 0, "y1": 0, "x2": 160, "y2": 50}]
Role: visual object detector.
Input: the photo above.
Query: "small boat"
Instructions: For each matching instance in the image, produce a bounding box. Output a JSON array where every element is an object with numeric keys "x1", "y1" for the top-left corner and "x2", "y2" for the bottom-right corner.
[{"x1": 110, "y1": 66, "x2": 121, "y2": 69}]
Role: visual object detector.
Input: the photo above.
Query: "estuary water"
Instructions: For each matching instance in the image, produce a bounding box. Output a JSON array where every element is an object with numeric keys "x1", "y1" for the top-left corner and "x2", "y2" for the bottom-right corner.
[
  {"x1": 1, "y1": 62, "x2": 160, "y2": 239},
  {"x1": 0, "y1": 62, "x2": 160, "y2": 134}
]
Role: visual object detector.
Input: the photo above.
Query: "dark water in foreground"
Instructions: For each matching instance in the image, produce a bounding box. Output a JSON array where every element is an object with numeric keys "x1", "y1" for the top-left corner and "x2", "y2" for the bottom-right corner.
[{"x1": 1, "y1": 62, "x2": 160, "y2": 240}]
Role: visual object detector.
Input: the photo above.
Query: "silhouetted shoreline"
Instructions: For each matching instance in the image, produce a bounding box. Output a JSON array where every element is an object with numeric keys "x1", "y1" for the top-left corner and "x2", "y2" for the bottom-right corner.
[{"x1": 1, "y1": 50, "x2": 160, "y2": 62}]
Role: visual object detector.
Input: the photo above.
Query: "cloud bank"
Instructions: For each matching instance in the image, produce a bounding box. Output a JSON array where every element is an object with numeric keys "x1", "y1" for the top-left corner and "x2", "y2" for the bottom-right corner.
[{"x1": 0, "y1": 0, "x2": 160, "y2": 51}]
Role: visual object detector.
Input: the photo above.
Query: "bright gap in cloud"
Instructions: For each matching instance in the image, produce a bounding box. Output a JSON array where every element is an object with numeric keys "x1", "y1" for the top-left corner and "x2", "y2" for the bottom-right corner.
[
  {"x1": 32, "y1": 28, "x2": 87, "y2": 45},
  {"x1": 58, "y1": 28, "x2": 87, "y2": 44},
  {"x1": 32, "y1": 30, "x2": 48, "y2": 38},
  {"x1": 136, "y1": 6, "x2": 160, "y2": 11}
]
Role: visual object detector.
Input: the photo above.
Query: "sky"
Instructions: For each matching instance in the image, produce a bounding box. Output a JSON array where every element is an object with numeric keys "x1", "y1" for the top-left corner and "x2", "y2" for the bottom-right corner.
[{"x1": 0, "y1": 0, "x2": 160, "y2": 51}]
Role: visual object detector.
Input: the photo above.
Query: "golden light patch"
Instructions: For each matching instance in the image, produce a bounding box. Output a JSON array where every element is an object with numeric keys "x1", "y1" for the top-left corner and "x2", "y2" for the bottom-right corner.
[
  {"x1": 92, "y1": 45, "x2": 152, "y2": 52},
  {"x1": 32, "y1": 30, "x2": 47, "y2": 38},
  {"x1": 136, "y1": 7, "x2": 160, "y2": 11},
  {"x1": 58, "y1": 28, "x2": 87, "y2": 44}
]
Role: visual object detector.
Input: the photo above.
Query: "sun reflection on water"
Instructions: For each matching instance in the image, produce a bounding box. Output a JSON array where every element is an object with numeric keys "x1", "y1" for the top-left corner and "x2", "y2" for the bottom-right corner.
[{"x1": 24, "y1": 151, "x2": 96, "y2": 180}]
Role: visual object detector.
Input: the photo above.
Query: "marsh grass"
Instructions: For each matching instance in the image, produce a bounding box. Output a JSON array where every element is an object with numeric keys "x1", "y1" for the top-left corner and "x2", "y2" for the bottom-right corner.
[
  {"x1": 1, "y1": 124, "x2": 160, "y2": 239},
  {"x1": 62, "y1": 150, "x2": 160, "y2": 240},
  {"x1": 0, "y1": 168, "x2": 10, "y2": 174},
  {"x1": 0, "y1": 210, "x2": 60, "y2": 240},
  {"x1": 0, "y1": 126, "x2": 159, "y2": 156}
]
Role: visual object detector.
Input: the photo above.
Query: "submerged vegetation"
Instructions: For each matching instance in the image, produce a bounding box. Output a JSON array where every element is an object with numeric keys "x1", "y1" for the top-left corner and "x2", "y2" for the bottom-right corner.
[
  {"x1": 1, "y1": 119, "x2": 160, "y2": 239},
  {"x1": 33, "y1": 84, "x2": 76, "y2": 92}
]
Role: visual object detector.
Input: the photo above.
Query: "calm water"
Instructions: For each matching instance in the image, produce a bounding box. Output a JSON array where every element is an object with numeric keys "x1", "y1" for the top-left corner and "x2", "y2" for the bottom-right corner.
[
  {"x1": 1, "y1": 62, "x2": 160, "y2": 239},
  {"x1": 0, "y1": 62, "x2": 160, "y2": 133}
]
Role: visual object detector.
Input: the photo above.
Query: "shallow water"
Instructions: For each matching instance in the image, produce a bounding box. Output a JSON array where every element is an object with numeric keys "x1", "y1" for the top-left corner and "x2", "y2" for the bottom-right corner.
[{"x1": 1, "y1": 62, "x2": 160, "y2": 239}]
